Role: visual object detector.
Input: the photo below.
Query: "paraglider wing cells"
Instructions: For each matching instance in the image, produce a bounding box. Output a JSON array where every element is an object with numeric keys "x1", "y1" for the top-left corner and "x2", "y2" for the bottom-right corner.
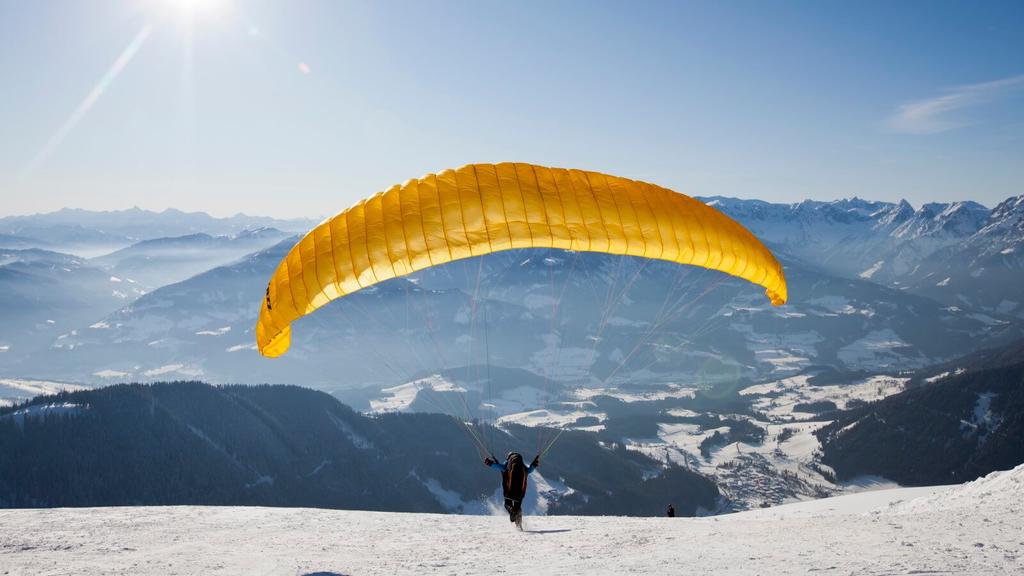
[{"x1": 255, "y1": 162, "x2": 788, "y2": 357}]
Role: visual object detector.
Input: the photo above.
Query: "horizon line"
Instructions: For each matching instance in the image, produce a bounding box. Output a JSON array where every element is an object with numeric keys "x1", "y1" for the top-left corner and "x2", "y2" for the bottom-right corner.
[{"x1": 3, "y1": 192, "x2": 1020, "y2": 220}]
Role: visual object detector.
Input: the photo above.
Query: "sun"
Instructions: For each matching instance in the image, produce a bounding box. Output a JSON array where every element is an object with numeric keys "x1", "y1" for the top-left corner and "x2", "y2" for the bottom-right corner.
[{"x1": 162, "y1": 0, "x2": 227, "y2": 18}]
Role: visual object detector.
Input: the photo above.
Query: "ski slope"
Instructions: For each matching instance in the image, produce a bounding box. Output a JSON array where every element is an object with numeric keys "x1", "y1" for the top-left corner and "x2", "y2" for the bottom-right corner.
[{"x1": 1, "y1": 466, "x2": 1021, "y2": 575}]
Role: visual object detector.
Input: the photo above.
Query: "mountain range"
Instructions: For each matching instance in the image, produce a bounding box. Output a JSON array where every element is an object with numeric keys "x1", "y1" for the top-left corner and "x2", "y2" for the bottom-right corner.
[
  {"x1": 0, "y1": 196, "x2": 1022, "y2": 389},
  {"x1": 703, "y1": 194, "x2": 1024, "y2": 317},
  {"x1": 0, "y1": 207, "x2": 315, "y2": 257},
  {"x1": 5, "y1": 242, "x2": 1021, "y2": 390},
  {"x1": 0, "y1": 195, "x2": 1023, "y2": 511}
]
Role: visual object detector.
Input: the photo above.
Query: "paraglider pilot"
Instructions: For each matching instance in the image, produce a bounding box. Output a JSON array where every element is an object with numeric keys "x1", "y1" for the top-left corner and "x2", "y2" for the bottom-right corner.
[{"x1": 484, "y1": 452, "x2": 539, "y2": 529}]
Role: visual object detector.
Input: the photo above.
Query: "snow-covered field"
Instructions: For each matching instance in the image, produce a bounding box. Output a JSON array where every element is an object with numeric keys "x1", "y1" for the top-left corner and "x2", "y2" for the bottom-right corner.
[
  {"x1": 741, "y1": 374, "x2": 909, "y2": 421},
  {"x1": 2, "y1": 465, "x2": 1021, "y2": 575},
  {"x1": 611, "y1": 372, "x2": 917, "y2": 508},
  {"x1": 0, "y1": 379, "x2": 87, "y2": 407},
  {"x1": 363, "y1": 370, "x2": 920, "y2": 510},
  {"x1": 369, "y1": 375, "x2": 468, "y2": 413}
]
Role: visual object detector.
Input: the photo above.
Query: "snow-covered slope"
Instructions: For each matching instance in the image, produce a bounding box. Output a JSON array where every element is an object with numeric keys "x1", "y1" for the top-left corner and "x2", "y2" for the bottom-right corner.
[
  {"x1": 1, "y1": 464, "x2": 1020, "y2": 575},
  {"x1": 0, "y1": 249, "x2": 146, "y2": 356},
  {"x1": 0, "y1": 378, "x2": 86, "y2": 407}
]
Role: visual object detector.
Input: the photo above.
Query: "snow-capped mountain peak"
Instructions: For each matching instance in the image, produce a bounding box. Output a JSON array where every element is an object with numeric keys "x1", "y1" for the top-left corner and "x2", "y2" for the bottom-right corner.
[
  {"x1": 891, "y1": 200, "x2": 989, "y2": 240},
  {"x1": 977, "y1": 194, "x2": 1024, "y2": 244},
  {"x1": 871, "y1": 199, "x2": 915, "y2": 230}
]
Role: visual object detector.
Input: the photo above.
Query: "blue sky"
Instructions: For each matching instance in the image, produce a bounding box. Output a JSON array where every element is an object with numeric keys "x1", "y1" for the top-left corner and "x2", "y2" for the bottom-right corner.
[{"x1": 1, "y1": 0, "x2": 1022, "y2": 218}]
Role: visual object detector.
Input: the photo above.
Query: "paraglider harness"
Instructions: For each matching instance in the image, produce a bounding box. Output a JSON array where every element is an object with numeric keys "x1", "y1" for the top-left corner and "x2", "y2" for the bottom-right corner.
[
  {"x1": 503, "y1": 453, "x2": 529, "y2": 503},
  {"x1": 486, "y1": 452, "x2": 539, "y2": 525}
]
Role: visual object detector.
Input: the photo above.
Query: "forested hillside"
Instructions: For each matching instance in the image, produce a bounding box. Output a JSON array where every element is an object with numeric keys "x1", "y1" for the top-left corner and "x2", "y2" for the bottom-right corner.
[
  {"x1": 0, "y1": 382, "x2": 718, "y2": 516},
  {"x1": 817, "y1": 358, "x2": 1024, "y2": 485}
]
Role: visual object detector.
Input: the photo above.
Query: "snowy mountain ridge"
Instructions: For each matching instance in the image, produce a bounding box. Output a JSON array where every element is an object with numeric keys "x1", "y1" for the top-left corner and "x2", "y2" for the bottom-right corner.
[
  {"x1": 700, "y1": 194, "x2": 996, "y2": 261},
  {"x1": 973, "y1": 194, "x2": 1024, "y2": 254},
  {"x1": 0, "y1": 207, "x2": 315, "y2": 241},
  {"x1": 890, "y1": 200, "x2": 989, "y2": 240},
  {"x1": 703, "y1": 193, "x2": 1024, "y2": 315},
  {"x1": 0, "y1": 207, "x2": 316, "y2": 257}
]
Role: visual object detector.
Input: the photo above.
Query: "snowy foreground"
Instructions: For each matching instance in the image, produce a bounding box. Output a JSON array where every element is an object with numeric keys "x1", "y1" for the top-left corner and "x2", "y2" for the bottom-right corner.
[{"x1": 2, "y1": 466, "x2": 1022, "y2": 576}]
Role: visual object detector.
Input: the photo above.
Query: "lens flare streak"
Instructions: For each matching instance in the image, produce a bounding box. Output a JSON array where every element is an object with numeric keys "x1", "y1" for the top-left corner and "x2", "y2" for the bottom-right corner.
[{"x1": 20, "y1": 24, "x2": 153, "y2": 179}]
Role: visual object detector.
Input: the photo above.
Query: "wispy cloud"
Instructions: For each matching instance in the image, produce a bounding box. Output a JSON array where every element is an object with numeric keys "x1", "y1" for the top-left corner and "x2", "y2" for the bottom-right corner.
[{"x1": 887, "y1": 74, "x2": 1024, "y2": 134}]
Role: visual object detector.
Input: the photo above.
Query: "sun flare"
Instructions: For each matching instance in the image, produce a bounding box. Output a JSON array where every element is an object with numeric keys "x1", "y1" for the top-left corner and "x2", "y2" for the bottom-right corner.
[{"x1": 163, "y1": 0, "x2": 227, "y2": 18}]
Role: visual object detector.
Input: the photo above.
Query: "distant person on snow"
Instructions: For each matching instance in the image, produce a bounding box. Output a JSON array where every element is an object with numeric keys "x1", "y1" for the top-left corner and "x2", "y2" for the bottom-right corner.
[
  {"x1": 484, "y1": 452, "x2": 539, "y2": 529},
  {"x1": 667, "y1": 504, "x2": 675, "y2": 518}
]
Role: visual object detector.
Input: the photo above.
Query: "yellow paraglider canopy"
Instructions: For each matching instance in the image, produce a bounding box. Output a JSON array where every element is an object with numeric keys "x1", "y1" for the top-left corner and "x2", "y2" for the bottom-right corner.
[{"x1": 256, "y1": 162, "x2": 787, "y2": 357}]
